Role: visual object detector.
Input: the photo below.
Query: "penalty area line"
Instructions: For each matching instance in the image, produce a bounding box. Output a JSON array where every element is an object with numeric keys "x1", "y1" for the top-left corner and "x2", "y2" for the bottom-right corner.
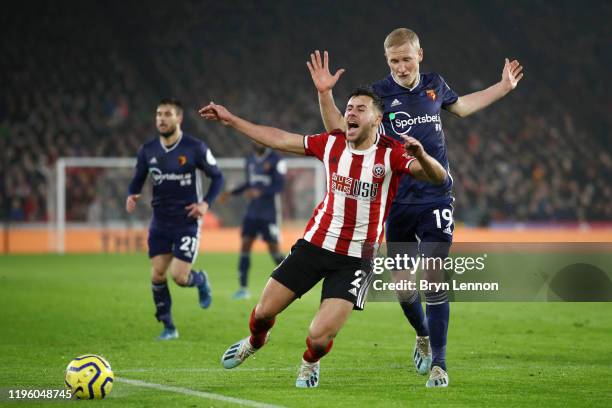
[{"x1": 116, "y1": 377, "x2": 285, "y2": 408}]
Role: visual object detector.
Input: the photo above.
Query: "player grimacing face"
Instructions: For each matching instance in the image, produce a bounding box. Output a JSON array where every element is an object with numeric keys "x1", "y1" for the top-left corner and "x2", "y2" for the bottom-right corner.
[
  {"x1": 344, "y1": 95, "x2": 382, "y2": 146},
  {"x1": 156, "y1": 104, "x2": 182, "y2": 138},
  {"x1": 385, "y1": 42, "x2": 423, "y2": 89}
]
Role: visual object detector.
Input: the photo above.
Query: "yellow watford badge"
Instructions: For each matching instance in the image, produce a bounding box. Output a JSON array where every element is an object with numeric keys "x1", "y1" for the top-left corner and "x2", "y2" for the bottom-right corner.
[
  {"x1": 426, "y1": 89, "x2": 437, "y2": 101},
  {"x1": 178, "y1": 155, "x2": 187, "y2": 166}
]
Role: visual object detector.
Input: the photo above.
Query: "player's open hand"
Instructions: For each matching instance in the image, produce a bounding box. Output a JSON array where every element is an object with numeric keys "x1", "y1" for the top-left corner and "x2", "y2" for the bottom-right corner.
[
  {"x1": 402, "y1": 136, "x2": 424, "y2": 158},
  {"x1": 186, "y1": 201, "x2": 209, "y2": 218},
  {"x1": 126, "y1": 194, "x2": 140, "y2": 213},
  {"x1": 306, "y1": 50, "x2": 346, "y2": 93},
  {"x1": 198, "y1": 102, "x2": 233, "y2": 126},
  {"x1": 501, "y1": 58, "x2": 524, "y2": 92}
]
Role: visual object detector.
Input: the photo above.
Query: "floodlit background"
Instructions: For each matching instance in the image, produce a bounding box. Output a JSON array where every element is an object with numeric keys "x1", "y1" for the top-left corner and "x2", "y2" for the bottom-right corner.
[{"x1": 2, "y1": 0, "x2": 610, "y2": 253}]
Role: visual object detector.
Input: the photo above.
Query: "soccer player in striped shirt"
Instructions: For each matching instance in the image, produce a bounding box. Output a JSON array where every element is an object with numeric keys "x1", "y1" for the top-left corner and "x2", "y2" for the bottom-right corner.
[
  {"x1": 198, "y1": 87, "x2": 447, "y2": 388},
  {"x1": 307, "y1": 28, "x2": 523, "y2": 387}
]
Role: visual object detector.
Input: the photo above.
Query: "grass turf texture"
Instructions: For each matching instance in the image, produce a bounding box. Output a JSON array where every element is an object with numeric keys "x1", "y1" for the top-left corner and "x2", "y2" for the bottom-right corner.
[{"x1": 0, "y1": 253, "x2": 610, "y2": 407}]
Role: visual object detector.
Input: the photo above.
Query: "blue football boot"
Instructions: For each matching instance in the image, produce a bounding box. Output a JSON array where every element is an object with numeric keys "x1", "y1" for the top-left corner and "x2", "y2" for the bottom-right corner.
[{"x1": 157, "y1": 327, "x2": 179, "y2": 341}]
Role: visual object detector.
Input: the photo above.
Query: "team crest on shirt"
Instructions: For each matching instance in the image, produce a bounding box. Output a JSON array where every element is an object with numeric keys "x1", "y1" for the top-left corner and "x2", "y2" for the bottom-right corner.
[
  {"x1": 178, "y1": 155, "x2": 187, "y2": 166},
  {"x1": 372, "y1": 163, "x2": 386, "y2": 178},
  {"x1": 426, "y1": 89, "x2": 437, "y2": 101}
]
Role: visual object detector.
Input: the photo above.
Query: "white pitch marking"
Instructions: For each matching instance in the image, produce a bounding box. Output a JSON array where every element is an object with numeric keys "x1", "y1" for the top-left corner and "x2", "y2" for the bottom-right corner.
[
  {"x1": 117, "y1": 366, "x2": 395, "y2": 373},
  {"x1": 116, "y1": 377, "x2": 285, "y2": 408},
  {"x1": 118, "y1": 367, "x2": 286, "y2": 373}
]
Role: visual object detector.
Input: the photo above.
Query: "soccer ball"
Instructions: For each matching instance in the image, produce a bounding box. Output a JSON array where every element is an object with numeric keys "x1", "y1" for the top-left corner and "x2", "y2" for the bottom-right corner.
[{"x1": 64, "y1": 354, "x2": 114, "y2": 399}]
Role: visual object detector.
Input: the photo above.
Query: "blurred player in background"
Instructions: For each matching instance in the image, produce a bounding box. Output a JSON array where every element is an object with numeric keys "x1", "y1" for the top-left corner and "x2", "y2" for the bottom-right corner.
[
  {"x1": 307, "y1": 28, "x2": 523, "y2": 387},
  {"x1": 199, "y1": 88, "x2": 447, "y2": 388},
  {"x1": 219, "y1": 142, "x2": 287, "y2": 299},
  {"x1": 126, "y1": 98, "x2": 224, "y2": 340}
]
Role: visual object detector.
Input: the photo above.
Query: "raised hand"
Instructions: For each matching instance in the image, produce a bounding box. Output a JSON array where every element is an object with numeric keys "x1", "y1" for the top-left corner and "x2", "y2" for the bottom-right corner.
[
  {"x1": 198, "y1": 102, "x2": 233, "y2": 126},
  {"x1": 500, "y1": 58, "x2": 524, "y2": 92},
  {"x1": 306, "y1": 50, "x2": 346, "y2": 93}
]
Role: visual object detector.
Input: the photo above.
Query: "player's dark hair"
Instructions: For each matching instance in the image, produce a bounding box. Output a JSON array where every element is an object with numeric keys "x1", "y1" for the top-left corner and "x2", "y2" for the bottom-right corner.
[
  {"x1": 158, "y1": 98, "x2": 183, "y2": 114},
  {"x1": 348, "y1": 87, "x2": 384, "y2": 113}
]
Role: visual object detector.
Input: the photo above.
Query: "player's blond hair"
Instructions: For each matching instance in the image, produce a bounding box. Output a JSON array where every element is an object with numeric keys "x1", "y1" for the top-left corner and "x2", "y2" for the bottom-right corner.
[{"x1": 384, "y1": 28, "x2": 420, "y2": 50}]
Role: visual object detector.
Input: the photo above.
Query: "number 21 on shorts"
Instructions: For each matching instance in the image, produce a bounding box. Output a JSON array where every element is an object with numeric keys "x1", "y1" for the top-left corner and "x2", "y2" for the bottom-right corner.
[{"x1": 179, "y1": 236, "x2": 198, "y2": 253}]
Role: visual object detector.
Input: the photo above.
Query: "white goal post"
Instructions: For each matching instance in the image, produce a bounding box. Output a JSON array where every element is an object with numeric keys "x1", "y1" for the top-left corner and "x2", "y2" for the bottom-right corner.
[{"x1": 55, "y1": 157, "x2": 325, "y2": 254}]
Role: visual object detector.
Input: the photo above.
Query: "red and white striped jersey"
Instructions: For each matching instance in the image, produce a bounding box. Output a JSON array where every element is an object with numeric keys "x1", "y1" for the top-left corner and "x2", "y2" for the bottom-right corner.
[{"x1": 303, "y1": 130, "x2": 416, "y2": 258}]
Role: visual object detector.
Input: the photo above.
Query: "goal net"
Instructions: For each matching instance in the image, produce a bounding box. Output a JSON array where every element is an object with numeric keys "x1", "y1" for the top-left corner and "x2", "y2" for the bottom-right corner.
[{"x1": 53, "y1": 157, "x2": 325, "y2": 253}]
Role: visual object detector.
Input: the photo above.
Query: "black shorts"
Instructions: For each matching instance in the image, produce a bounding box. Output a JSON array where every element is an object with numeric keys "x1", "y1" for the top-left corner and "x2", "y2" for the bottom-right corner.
[{"x1": 271, "y1": 239, "x2": 373, "y2": 310}]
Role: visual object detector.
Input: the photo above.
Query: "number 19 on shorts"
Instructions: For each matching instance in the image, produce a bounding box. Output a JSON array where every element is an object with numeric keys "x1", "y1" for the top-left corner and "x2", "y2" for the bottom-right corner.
[{"x1": 433, "y1": 208, "x2": 453, "y2": 235}]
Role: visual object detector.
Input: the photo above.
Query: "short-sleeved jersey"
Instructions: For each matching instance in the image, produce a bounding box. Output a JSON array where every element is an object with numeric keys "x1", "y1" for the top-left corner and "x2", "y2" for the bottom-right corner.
[
  {"x1": 302, "y1": 130, "x2": 416, "y2": 258},
  {"x1": 233, "y1": 149, "x2": 286, "y2": 222},
  {"x1": 128, "y1": 133, "x2": 223, "y2": 228},
  {"x1": 372, "y1": 72, "x2": 458, "y2": 204}
]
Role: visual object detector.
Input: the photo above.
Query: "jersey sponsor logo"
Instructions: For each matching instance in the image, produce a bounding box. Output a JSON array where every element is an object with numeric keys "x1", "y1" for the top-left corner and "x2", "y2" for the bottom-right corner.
[
  {"x1": 390, "y1": 98, "x2": 402, "y2": 107},
  {"x1": 149, "y1": 167, "x2": 192, "y2": 186},
  {"x1": 248, "y1": 162, "x2": 273, "y2": 185},
  {"x1": 150, "y1": 157, "x2": 158, "y2": 164},
  {"x1": 372, "y1": 163, "x2": 386, "y2": 178},
  {"x1": 331, "y1": 172, "x2": 379, "y2": 201},
  {"x1": 426, "y1": 89, "x2": 437, "y2": 101},
  {"x1": 178, "y1": 155, "x2": 187, "y2": 166},
  {"x1": 250, "y1": 174, "x2": 272, "y2": 185},
  {"x1": 389, "y1": 111, "x2": 441, "y2": 135}
]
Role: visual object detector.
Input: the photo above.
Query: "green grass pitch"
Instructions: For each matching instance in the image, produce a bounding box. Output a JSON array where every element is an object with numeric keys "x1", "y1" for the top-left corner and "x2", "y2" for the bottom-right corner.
[{"x1": 1, "y1": 253, "x2": 611, "y2": 407}]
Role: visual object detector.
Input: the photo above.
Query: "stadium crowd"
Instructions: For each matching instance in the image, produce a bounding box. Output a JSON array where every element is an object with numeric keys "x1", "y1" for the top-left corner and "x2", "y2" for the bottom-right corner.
[{"x1": 2, "y1": 1, "x2": 610, "y2": 225}]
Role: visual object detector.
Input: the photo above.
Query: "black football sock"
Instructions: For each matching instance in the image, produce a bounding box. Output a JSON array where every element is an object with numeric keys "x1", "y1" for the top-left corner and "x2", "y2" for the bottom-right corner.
[
  {"x1": 425, "y1": 290, "x2": 449, "y2": 371},
  {"x1": 238, "y1": 252, "x2": 250, "y2": 288},
  {"x1": 185, "y1": 270, "x2": 205, "y2": 287},
  {"x1": 152, "y1": 281, "x2": 174, "y2": 330},
  {"x1": 399, "y1": 291, "x2": 429, "y2": 337}
]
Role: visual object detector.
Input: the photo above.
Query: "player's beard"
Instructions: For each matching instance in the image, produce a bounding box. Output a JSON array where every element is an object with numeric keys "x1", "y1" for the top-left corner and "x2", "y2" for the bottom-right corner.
[{"x1": 159, "y1": 125, "x2": 176, "y2": 138}]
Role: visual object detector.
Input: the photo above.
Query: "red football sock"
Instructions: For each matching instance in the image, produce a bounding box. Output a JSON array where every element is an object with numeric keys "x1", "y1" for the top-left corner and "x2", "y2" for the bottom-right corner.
[
  {"x1": 303, "y1": 337, "x2": 333, "y2": 363},
  {"x1": 248, "y1": 307, "x2": 275, "y2": 349}
]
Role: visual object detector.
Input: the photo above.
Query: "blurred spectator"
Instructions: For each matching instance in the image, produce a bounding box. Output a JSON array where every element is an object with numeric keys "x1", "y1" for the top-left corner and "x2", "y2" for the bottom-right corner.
[{"x1": 1, "y1": 0, "x2": 610, "y2": 225}]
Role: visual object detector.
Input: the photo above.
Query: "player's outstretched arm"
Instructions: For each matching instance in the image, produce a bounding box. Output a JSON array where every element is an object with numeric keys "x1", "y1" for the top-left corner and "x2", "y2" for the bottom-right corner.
[
  {"x1": 306, "y1": 50, "x2": 347, "y2": 132},
  {"x1": 199, "y1": 103, "x2": 306, "y2": 155},
  {"x1": 447, "y1": 58, "x2": 524, "y2": 118},
  {"x1": 403, "y1": 136, "x2": 447, "y2": 184}
]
